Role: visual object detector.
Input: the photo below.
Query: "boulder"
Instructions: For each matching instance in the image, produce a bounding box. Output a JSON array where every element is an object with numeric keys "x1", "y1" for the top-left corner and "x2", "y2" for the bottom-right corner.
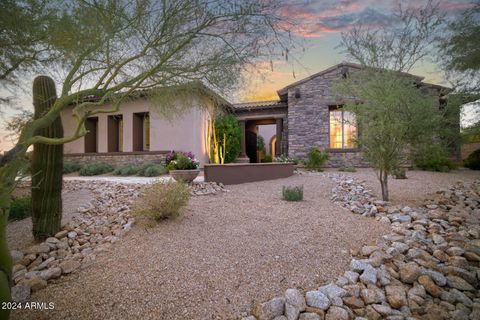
[{"x1": 252, "y1": 297, "x2": 285, "y2": 320}]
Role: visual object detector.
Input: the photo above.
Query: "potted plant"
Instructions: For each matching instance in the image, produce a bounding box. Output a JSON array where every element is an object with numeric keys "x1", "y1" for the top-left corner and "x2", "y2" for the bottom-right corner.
[{"x1": 166, "y1": 151, "x2": 200, "y2": 183}]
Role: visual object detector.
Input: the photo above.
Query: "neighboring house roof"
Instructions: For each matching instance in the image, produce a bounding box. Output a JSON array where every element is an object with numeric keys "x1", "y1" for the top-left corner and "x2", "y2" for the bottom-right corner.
[
  {"x1": 276, "y1": 62, "x2": 449, "y2": 96},
  {"x1": 69, "y1": 81, "x2": 232, "y2": 108},
  {"x1": 232, "y1": 100, "x2": 287, "y2": 112}
]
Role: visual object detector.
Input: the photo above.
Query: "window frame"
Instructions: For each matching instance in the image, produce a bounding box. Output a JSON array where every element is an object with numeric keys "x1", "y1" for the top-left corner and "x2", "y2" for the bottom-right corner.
[{"x1": 328, "y1": 106, "x2": 357, "y2": 150}]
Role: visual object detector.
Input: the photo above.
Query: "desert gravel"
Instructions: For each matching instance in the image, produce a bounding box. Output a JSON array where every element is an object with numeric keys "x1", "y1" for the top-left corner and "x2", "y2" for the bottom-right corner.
[
  {"x1": 336, "y1": 168, "x2": 480, "y2": 206},
  {"x1": 12, "y1": 174, "x2": 388, "y2": 320},
  {"x1": 7, "y1": 188, "x2": 94, "y2": 251}
]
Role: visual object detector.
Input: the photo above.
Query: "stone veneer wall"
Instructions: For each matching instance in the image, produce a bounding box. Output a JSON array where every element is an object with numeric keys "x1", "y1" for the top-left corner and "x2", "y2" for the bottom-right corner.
[
  {"x1": 286, "y1": 66, "x2": 343, "y2": 158},
  {"x1": 326, "y1": 150, "x2": 369, "y2": 167},
  {"x1": 64, "y1": 152, "x2": 167, "y2": 167},
  {"x1": 286, "y1": 65, "x2": 370, "y2": 167}
]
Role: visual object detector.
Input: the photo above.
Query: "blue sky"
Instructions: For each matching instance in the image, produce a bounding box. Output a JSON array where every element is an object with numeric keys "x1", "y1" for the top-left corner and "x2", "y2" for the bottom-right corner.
[{"x1": 0, "y1": 0, "x2": 476, "y2": 152}]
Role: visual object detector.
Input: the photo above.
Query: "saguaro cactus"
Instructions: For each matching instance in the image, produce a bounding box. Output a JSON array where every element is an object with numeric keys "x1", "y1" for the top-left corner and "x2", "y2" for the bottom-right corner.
[{"x1": 31, "y1": 75, "x2": 64, "y2": 240}]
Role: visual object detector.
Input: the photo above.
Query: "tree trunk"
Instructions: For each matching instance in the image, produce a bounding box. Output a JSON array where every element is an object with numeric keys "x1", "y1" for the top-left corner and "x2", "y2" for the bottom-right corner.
[
  {"x1": 31, "y1": 76, "x2": 63, "y2": 240},
  {"x1": 0, "y1": 151, "x2": 27, "y2": 319},
  {"x1": 379, "y1": 169, "x2": 389, "y2": 201}
]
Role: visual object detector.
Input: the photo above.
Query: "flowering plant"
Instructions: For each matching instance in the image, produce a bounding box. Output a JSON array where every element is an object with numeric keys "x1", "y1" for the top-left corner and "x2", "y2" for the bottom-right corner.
[{"x1": 166, "y1": 151, "x2": 199, "y2": 170}]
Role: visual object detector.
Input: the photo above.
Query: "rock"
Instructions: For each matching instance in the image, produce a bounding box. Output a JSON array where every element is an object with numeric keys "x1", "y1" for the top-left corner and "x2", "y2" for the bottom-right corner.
[
  {"x1": 343, "y1": 296, "x2": 364, "y2": 309},
  {"x1": 418, "y1": 275, "x2": 442, "y2": 297},
  {"x1": 399, "y1": 263, "x2": 422, "y2": 284},
  {"x1": 306, "y1": 291, "x2": 330, "y2": 310},
  {"x1": 433, "y1": 250, "x2": 450, "y2": 262},
  {"x1": 55, "y1": 230, "x2": 69, "y2": 239},
  {"x1": 325, "y1": 306, "x2": 349, "y2": 320},
  {"x1": 359, "y1": 265, "x2": 377, "y2": 285},
  {"x1": 285, "y1": 288, "x2": 306, "y2": 320},
  {"x1": 344, "y1": 271, "x2": 359, "y2": 284},
  {"x1": 360, "y1": 286, "x2": 385, "y2": 305},
  {"x1": 299, "y1": 313, "x2": 320, "y2": 320},
  {"x1": 449, "y1": 289, "x2": 473, "y2": 307},
  {"x1": 67, "y1": 231, "x2": 78, "y2": 239},
  {"x1": 273, "y1": 317, "x2": 287, "y2": 320},
  {"x1": 422, "y1": 269, "x2": 447, "y2": 286},
  {"x1": 11, "y1": 284, "x2": 30, "y2": 303},
  {"x1": 252, "y1": 297, "x2": 285, "y2": 320},
  {"x1": 446, "y1": 246, "x2": 464, "y2": 256},
  {"x1": 242, "y1": 317, "x2": 257, "y2": 320},
  {"x1": 432, "y1": 234, "x2": 446, "y2": 244},
  {"x1": 24, "y1": 277, "x2": 47, "y2": 291},
  {"x1": 59, "y1": 260, "x2": 81, "y2": 274},
  {"x1": 361, "y1": 246, "x2": 378, "y2": 256},
  {"x1": 350, "y1": 259, "x2": 369, "y2": 272},
  {"x1": 27, "y1": 244, "x2": 50, "y2": 254},
  {"x1": 371, "y1": 304, "x2": 393, "y2": 316},
  {"x1": 39, "y1": 267, "x2": 62, "y2": 281},
  {"x1": 364, "y1": 305, "x2": 381, "y2": 320},
  {"x1": 447, "y1": 275, "x2": 475, "y2": 291},
  {"x1": 392, "y1": 242, "x2": 409, "y2": 254},
  {"x1": 318, "y1": 283, "x2": 347, "y2": 299},
  {"x1": 11, "y1": 250, "x2": 24, "y2": 264},
  {"x1": 385, "y1": 285, "x2": 407, "y2": 309}
]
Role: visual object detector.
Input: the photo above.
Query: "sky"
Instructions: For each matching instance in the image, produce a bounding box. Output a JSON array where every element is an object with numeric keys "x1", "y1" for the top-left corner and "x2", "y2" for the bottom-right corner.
[{"x1": 0, "y1": 0, "x2": 477, "y2": 152}]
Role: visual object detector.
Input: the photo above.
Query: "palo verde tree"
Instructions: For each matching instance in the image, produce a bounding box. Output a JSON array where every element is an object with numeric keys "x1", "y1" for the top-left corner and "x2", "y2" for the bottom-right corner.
[
  {"x1": 336, "y1": 0, "x2": 447, "y2": 201},
  {"x1": 0, "y1": 0, "x2": 296, "y2": 316}
]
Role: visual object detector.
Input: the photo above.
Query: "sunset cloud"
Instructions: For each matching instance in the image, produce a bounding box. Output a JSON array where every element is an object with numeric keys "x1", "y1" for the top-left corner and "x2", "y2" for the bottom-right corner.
[{"x1": 281, "y1": 0, "x2": 473, "y2": 38}]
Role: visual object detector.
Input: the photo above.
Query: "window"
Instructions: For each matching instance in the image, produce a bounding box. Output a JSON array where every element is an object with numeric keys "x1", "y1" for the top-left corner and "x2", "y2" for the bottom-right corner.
[
  {"x1": 84, "y1": 117, "x2": 98, "y2": 153},
  {"x1": 329, "y1": 108, "x2": 356, "y2": 149},
  {"x1": 133, "y1": 112, "x2": 150, "y2": 151},
  {"x1": 108, "y1": 115, "x2": 123, "y2": 152}
]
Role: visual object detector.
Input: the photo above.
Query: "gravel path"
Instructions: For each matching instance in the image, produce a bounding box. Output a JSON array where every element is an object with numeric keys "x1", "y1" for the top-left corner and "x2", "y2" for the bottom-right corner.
[
  {"x1": 7, "y1": 189, "x2": 94, "y2": 251},
  {"x1": 330, "y1": 168, "x2": 480, "y2": 206},
  {"x1": 12, "y1": 174, "x2": 388, "y2": 320}
]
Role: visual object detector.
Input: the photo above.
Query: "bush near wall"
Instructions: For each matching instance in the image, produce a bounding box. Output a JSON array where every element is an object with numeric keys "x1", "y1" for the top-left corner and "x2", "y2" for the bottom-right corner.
[
  {"x1": 79, "y1": 162, "x2": 114, "y2": 176},
  {"x1": 464, "y1": 149, "x2": 480, "y2": 170},
  {"x1": 9, "y1": 197, "x2": 31, "y2": 221},
  {"x1": 132, "y1": 181, "x2": 190, "y2": 221},
  {"x1": 305, "y1": 148, "x2": 328, "y2": 171},
  {"x1": 214, "y1": 113, "x2": 241, "y2": 163},
  {"x1": 413, "y1": 145, "x2": 454, "y2": 172},
  {"x1": 63, "y1": 162, "x2": 82, "y2": 174}
]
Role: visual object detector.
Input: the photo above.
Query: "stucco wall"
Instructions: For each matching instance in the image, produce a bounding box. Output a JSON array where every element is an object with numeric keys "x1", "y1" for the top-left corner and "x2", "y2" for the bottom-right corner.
[{"x1": 60, "y1": 98, "x2": 211, "y2": 166}]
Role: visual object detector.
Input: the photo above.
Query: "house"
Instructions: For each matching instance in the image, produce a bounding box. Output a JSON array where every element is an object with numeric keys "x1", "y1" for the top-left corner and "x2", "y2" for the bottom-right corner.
[
  {"x1": 62, "y1": 63, "x2": 451, "y2": 168},
  {"x1": 233, "y1": 62, "x2": 451, "y2": 166},
  {"x1": 61, "y1": 85, "x2": 226, "y2": 168}
]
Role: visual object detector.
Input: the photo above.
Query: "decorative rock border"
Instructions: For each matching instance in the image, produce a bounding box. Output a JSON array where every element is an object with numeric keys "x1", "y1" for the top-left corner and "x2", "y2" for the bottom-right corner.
[
  {"x1": 242, "y1": 173, "x2": 480, "y2": 320},
  {"x1": 10, "y1": 179, "x2": 228, "y2": 303}
]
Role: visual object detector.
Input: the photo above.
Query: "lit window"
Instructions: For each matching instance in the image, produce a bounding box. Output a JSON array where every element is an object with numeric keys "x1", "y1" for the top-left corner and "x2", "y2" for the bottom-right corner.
[{"x1": 329, "y1": 108, "x2": 356, "y2": 148}]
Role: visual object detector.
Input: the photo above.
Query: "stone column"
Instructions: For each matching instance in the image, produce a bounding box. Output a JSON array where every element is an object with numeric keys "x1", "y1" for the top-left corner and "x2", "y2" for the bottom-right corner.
[
  {"x1": 235, "y1": 120, "x2": 250, "y2": 163},
  {"x1": 275, "y1": 118, "x2": 283, "y2": 156}
]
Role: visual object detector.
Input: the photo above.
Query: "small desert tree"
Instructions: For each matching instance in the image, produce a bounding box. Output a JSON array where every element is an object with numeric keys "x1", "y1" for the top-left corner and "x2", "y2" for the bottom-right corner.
[
  {"x1": 336, "y1": 69, "x2": 441, "y2": 200},
  {"x1": 0, "y1": 0, "x2": 296, "y2": 316},
  {"x1": 337, "y1": 0, "x2": 446, "y2": 201}
]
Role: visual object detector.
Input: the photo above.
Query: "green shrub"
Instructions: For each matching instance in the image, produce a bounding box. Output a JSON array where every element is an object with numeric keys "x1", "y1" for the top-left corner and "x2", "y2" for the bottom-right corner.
[
  {"x1": 414, "y1": 145, "x2": 454, "y2": 172},
  {"x1": 392, "y1": 167, "x2": 407, "y2": 179},
  {"x1": 282, "y1": 185, "x2": 303, "y2": 201},
  {"x1": 132, "y1": 181, "x2": 190, "y2": 221},
  {"x1": 9, "y1": 197, "x2": 31, "y2": 221},
  {"x1": 338, "y1": 166, "x2": 356, "y2": 172},
  {"x1": 464, "y1": 149, "x2": 480, "y2": 170},
  {"x1": 305, "y1": 148, "x2": 328, "y2": 171},
  {"x1": 79, "y1": 162, "x2": 114, "y2": 176},
  {"x1": 114, "y1": 164, "x2": 141, "y2": 176},
  {"x1": 143, "y1": 164, "x2": 168, "y2": 177},
  {"x1": 214, "y1": 113, "x2": 241, "y2": 163},
  {"x1": 262, "y1": 155, "x2": 273, "y2": 163},
  {"x1": 63, "y1": 162, "x2": 82, "y2": 174}
]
